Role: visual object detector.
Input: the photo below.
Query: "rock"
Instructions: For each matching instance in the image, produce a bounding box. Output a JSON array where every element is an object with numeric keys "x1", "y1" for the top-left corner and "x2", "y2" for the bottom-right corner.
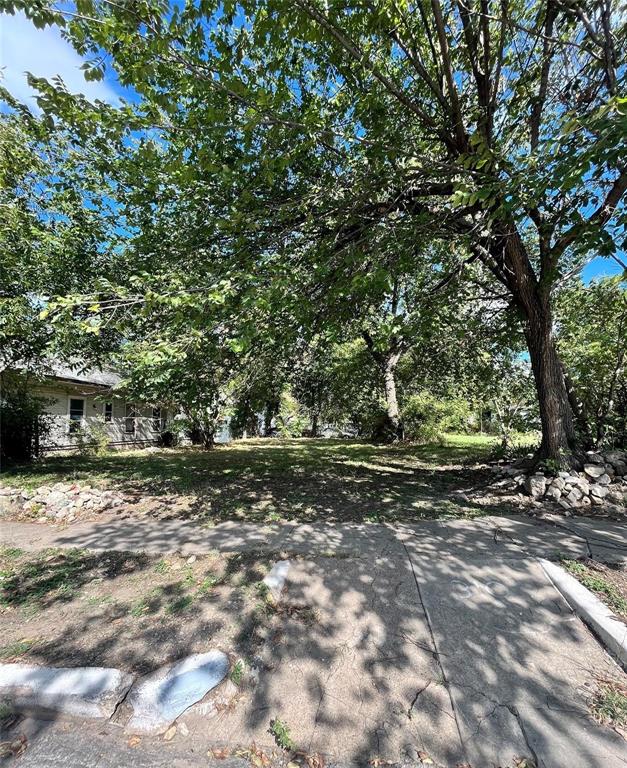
[
  {"x1": 126, "y1": 651, "x2": 229, "y2": 733},
  {"x1": 585, "y1": 451, "x2": 604, "y2": 465},
  {"x1": 613, "y1": 462, "x2": 627, "y2": 476},
  {"x1": 607, "y1": 490, "x2": 625, "y2": 505},
  {"x1": 584, "y1": 464, "x2": 605, "y2": 479},
  {"x1": 525, "y1": 474, "x2": 547, "y2": 498},
  {"x1": 596, "y1": 474, "x2": 612, "y2": 486},
  {"x1": 546, "y1": 486, "x2": 562, "y2": 501},
  {"x1": 552, "y1": 477, "x2": 566, "y2": 492},
  {"x1": 558, "y1": 471, "x2": 571, "y2": 480},
  {"x1": 0, "y1": 663, "x2": 133, "y2": 719},
  {"x1": 590, "y1": 485, "x2": 609, "y2": 499},
  {"x1": 566, "y1": 488, "x2": 583, "y2": 505},
  {"x1": 262, "y1": 560, "x2": 291, "y2": 602}
]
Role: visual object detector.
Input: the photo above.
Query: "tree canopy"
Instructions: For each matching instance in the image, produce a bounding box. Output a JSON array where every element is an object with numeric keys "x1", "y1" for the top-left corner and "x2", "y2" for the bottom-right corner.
[{"x1": 1, "y1": 0, "x2": 626, "y2": 461}]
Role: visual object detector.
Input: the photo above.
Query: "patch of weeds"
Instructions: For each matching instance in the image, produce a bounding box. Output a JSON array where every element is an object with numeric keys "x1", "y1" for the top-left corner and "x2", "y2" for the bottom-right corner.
[
  {"x1": 590, "y1": 678, "x2": 627, "y2": 729},
  {"x1": 0, "y1": 701, "x2": 13, "y2": 720},
  {"x1": 197, "y1": 575, "x2": 220, "y2": 594},
  {"x1": 269, "y1": 717, "x2": 294, "y2": 750},
  {"x1": 0, "y1": 547, "x2": 23, "y2": 559},
  {"x1": 183, "y1": 566, "x2": 196, "y2": 587},
  {"x1": 230, "y1": 659, "x2": 244, "y2": 686},
  {"x1": 130, "y1": 598, "x2": 151, "y2": 618},
  {"x1": 0, "y1": 548, "x2": 89, "y2": 611},
  {"x1": 279, "y1": 603, "x2": 320, "y2": 626},
  {"x1": 86, "y1": 594, "x2": 113, "y2": 607},
  {"x1": 165, "y1": 594, "x2": 194, "y2": 614},
  {"x1": 560, "y1": 558, "x2": 627, "y2": 617},
  {"x1": 154, "y1": 559, "x2": 170, "y2": 575},
  {"x1": 0, "y1": 639, "x2": 36, "y2": 661}
]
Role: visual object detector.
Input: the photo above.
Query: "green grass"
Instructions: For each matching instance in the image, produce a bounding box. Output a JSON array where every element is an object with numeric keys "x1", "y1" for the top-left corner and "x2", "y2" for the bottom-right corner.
[
  {"x1": 0, "y1": 639, "x2": 36, "y2": 660},
  {"x1": 0, "y1": 435, "x2": 520, "y2": 524},
  {"x1": 560, "y1": 559, "x2": 627, "y2": 617},
  {"x1": 230, "y1": 659, "x2": 245, "y2": 686},
  {"x1": 591, "y1": 679, "x2": 627, "y2": 729}
]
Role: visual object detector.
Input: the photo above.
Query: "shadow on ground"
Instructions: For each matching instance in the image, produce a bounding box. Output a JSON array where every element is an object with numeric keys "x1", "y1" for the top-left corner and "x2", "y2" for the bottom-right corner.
[{"x1": 1, "y1": 437, "x2": 519, "y2": 524}]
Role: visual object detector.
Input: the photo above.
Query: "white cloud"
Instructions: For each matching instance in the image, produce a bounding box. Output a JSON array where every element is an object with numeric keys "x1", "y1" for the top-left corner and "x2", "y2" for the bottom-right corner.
[{"x1": 0, "y1": 11, "x2": 119, "y2": 107}]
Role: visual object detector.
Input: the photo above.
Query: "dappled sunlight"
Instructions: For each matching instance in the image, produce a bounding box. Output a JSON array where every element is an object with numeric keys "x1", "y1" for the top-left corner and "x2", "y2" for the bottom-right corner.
[{"x1": 0, "y1": 435, "x2": 514, "y2": 525}]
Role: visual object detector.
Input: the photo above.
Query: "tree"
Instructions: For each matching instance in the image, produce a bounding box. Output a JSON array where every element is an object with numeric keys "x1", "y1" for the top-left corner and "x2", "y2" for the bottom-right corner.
[
  {"x1": 556, "y1": 276, "x2": 627, "y2": 448},
  {"x1": 3, "y1": 1, "x2": 626, "y2": 462}
]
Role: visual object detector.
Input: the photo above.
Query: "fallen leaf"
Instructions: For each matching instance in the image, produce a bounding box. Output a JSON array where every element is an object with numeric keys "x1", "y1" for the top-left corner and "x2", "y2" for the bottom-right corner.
[
  {"x1": 163, "y1": 725, "x2": 177, "y2": 741},
  {"x1": 186, "y1": 555, "x2": 197, "y2": 564},
  {"x1": 418, "y1": 752, "x2": 434, "y2": 765},
  {"x1": 209, "y1": 747, "x2": 231, "y2": 758},
  {"x1": 127, "y1": 736, "x2": 141, "y2": 748},
  {"x1": 178, "y1": 722, "x2": 189, "y2": 737}
]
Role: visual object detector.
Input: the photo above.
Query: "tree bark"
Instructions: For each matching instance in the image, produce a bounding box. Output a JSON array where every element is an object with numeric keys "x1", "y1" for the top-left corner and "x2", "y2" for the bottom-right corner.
[
  {"x1": 382, "y1": 352, "x2": 404, "y2": 441},
  {"x1": 311, "y1": 412, "x2": 319, "y2": 437},
  {"x1": 488, "y1": 225, "x2": 580, "y2": 463}
]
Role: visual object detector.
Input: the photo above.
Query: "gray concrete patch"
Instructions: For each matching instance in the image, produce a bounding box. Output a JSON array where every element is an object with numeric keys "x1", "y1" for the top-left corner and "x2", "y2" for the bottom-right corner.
[
  {"x1": 394, "y1": 514, "x2": 588, "y2": 561},
  {"x1": 405, "y1": 548, "x2": 627, "y2": 768},
  {"x1": 196, "y1": 555, "x2": 465, "y2": 766},
  {"x1": 126, "y1": 651, "x2": 229, "y2": 733},
  {"x1": 262, "y1": 559, "x2": 290, "y2": 601},
  {"x1": 540, "y1": 558, "x2": 627, "y2": 669},
  {"x1": 0, "y1": 663, "x2": 133, "y2": 719}
]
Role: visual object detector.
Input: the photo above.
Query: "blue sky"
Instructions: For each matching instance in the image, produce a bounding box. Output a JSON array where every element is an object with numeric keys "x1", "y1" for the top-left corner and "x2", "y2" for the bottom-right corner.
[
  {"x1": 1, "y1": 10, "x2": 625, "y2": 285},
  {"x1": 0, "y1": 11, "x2": 123, "y2": 107}
]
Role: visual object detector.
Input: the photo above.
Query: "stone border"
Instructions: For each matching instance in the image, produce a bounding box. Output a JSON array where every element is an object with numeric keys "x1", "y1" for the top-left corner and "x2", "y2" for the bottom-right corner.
[
  {"x1": 0, "y1": 664, "x2": 133, "y2": 719},
  {"x1": 539, "y1": 558, "x2": 627, "y2": 669}
]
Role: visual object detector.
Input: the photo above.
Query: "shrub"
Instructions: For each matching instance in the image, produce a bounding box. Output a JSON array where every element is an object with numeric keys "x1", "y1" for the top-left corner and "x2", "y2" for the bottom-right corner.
[
  {"x1": 0, "y1": 382, "x2": 51, "y2": 463},
  {"x1": 75, "y1": 421, "x2": 109, "y2": 457},
  {"x1": 276, "y1": 389, "x2": 308, "y2": 437},
  {"x1": 402, "y1": 393, "x2": 471, "y2": 443}
]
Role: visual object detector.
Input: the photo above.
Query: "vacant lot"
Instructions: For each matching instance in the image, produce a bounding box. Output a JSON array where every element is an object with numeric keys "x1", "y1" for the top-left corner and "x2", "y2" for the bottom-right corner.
[{"x1": 0, "y1": 435, "x2": 522, "y2": 524}]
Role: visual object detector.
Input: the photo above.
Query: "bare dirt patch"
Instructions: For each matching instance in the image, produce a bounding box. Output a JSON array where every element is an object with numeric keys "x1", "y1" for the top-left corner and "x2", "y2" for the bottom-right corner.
[{"x1": 0, "y1": 546, "x2": 278, "y2": 674}]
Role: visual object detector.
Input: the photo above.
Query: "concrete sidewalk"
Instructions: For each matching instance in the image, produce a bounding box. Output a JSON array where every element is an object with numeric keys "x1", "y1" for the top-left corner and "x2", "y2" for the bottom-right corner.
[
  {"x1": 2, "y1": 512, "x2": 625, "y2": 563},
  {"x1": 1, "y1": 513, "x2": 626, "y2": 767}
]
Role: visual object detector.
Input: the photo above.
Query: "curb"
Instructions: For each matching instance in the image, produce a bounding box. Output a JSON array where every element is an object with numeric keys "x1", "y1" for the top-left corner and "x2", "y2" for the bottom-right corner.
[
  {"x1": 0, "y1": 664, "x2": 133, "y2": 719},
  {"x1": 539, "y1": 558, "x2": 627, "y2": 669}
]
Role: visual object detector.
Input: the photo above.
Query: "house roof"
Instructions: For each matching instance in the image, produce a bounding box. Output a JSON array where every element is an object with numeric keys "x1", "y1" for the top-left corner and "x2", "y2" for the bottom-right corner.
[
  {"x1": 5, "y1": 359, "x2": 123, "y2": 389},
  {"x1": 45, "y1": 362, "x2": 122, "y2": 389}
]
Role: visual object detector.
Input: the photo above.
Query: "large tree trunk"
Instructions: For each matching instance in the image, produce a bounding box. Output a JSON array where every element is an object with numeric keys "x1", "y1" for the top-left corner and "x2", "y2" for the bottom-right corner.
[
  {"x1": 496, "y1": 227, "x2": 579, "y2": 463},
  {"x1": 383, "y1": 354, "x2": 403, "y2": 441},
  {"x1": 525, "y1": 311, "x2": 578, "y2": 460}
]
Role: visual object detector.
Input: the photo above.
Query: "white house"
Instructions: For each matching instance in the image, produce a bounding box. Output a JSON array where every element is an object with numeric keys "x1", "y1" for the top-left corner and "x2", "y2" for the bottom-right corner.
[{"x1": 23, "y1": 363, "x2": 168, "y2": 451}]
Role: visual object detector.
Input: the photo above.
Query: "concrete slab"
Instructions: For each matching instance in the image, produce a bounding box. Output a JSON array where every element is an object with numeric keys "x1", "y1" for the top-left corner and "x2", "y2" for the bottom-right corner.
[
  {"x1": 546, "y1": 517, "x2": 627, "y2": 564},
  {"x1": 126, "y1": 651, "x2": 229, "y2": 733},
  {"x1": 0, "y1": 664, "x2": 133, "y2": 719},
  {"x1": 194, "y1": 555, "x2": 465, "y2": 766},
  {"x1": 394, "y1": 515, "x2": 588, "y2": 561},
  {"x1": 0, "y1": 519, "x2": 291, "y2": 555},
  {"x1": 406, "y1": 550, "x2": 627, "y2": 768}
]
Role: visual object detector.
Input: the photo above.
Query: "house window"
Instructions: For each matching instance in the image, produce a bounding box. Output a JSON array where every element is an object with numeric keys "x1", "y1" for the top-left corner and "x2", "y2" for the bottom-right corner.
[
  {"x1": 152, "y1": 407, "x2": 162, "y2": 432},
  {"x1": 125, "y1": 403, "x2": 137, "y2": 434},
  {"x1": 68, "y1": 398, "x2": 85, "y2": 433},
  {"x1": 104, "y1": 403, "x2": 113, "y2": 423}
]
